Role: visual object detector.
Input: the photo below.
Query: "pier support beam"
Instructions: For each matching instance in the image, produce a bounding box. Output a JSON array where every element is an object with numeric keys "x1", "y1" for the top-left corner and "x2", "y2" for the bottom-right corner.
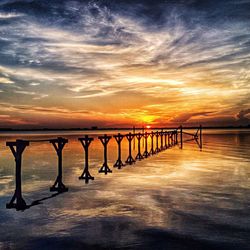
[
  {"x1": 197, "y1": 125, "x2": 203, "y2": 150},
  {"x1": 125, "y1": 133, "x2": 136, "y2": 165},
  {"x1": 135, "y1": 133, "x2": 144, "y2": 160},
  {"x1": 149, "y1": 132, "x2": 155, "y2": 155},
  {"x1": 155, "y1": 131, "x2": 160, "y2": 153},
  {"x1": 78, "y1": 135, "x2": 94, "y2": 183},
  {"x1": 164, "y1": 131, "x2": 167, "y2": 149},
  {"x1": 6, "y1": 140, "x2": 29, "y2": 210},
  {"x1": 160, "y1": 130, "x2": 164, "y2": 151},
  {"x1": 180, "y1": 126, "x2": 183, "y2": 149},
  {"x1": 113, "y1": 133, "x2": 125, "y2": 169},
  {"x1": 98, "y1": 134, "x2": 112, "y2": 174},
  {"x1": 50, "y1": 137, "x2": 68, "y2": 193},
  {"x1": 143, "y1": 132, "x2": 150, "y2": 158}
]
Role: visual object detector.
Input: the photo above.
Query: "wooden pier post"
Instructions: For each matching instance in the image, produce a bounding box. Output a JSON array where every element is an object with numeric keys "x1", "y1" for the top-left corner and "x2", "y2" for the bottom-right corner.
[
  {"x1": 98, "y1": 134, "x2": 112, "y2": 174},
  {"x1": 125, "y1": 132, "x2": 136, "y2": 165},
  {"x1": 143, "y1": 132, "x2": 150, "y2": 158},
  {"x1": 78, "y1": 135, "x2": 94, "y2": 183},
  {"x1": 113, "y1": 133, "x2": 125, "y2": 169},
  {"x1": 49, "y1": 137, "x2": 68, "y2": 193},
  {"x1": 6, "y1": 140, "x2": 29, "y2": 210},
  {"x1": 149, "y1": 131, "x2": 155, "y2": 155},
  {"x1": 135, "y1": 132, "x2": 144, "y2": 160}
]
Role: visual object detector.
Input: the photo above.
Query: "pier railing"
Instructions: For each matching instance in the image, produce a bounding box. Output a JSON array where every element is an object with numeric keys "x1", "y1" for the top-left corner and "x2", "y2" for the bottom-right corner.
[{"x1": 5, "y1": 125, "x2": 202, "y2": 211}]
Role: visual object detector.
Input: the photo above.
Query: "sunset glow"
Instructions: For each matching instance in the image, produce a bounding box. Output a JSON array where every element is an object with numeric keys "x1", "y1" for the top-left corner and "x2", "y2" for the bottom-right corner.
[{"x1": 0, "y1": 0, "x2": 249, "y2": 128}]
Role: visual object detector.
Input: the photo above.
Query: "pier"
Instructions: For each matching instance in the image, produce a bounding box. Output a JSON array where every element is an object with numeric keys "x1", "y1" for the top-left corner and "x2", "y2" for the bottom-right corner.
[{"x1": 5, "y1": 126, "x2": 202, "y2": 211}]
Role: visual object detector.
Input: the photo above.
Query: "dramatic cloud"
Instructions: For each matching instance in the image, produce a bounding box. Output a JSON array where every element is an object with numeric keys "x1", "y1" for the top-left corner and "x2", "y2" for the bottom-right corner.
[{"x1": 0, "y1": 0, "x2": 249, "y2": 128}]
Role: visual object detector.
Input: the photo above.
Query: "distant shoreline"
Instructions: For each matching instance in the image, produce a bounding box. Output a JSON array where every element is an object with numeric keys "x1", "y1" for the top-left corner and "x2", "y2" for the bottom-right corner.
[{"x1": 0, "y1": 126, "x2": 249, "y2": 132}]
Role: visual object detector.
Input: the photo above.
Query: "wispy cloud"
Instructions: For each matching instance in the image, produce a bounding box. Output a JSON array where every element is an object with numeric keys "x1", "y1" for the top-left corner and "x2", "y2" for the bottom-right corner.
[{"x1": 0, "y1": 0, "x2": 249, "y2": 127}]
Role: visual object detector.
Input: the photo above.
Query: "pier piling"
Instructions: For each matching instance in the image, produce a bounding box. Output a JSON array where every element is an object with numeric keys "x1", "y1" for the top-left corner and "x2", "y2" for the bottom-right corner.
[
  {"x1": 125, "y1": 133, "x2": 136, "y2": 165},
  {"x1": 98, "y1": 134, "x2": 112, "y2": 174},
  {"x1": 49, "y1": 137, "x2": 68, "y2": 193},
  {"x1": 143, "y1": 132, "x2": 150, "y2": 158},
  {"x1": 113, "y1": 133, "x2": 125, "y2": 169},
  {"x1": 135, "y1": 132, "x2": 144, "y2": 160},
  {"x1": 78, "y1": 135, "x2": 94, "y2": 183},
  {"x1": 6, "y1": 140, "x2": 29, "y2": 210}
]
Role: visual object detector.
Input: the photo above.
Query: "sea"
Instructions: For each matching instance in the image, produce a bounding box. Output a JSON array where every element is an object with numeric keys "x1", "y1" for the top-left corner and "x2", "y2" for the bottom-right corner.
[{"x1": 0, "y1": 129, "x2": 249, "y2": 249}]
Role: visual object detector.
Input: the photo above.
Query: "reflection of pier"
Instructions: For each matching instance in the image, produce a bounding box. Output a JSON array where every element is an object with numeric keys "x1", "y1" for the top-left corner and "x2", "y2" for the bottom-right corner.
[{"x1": 6, "y1": 126, "x2": 202, "y2": 211}]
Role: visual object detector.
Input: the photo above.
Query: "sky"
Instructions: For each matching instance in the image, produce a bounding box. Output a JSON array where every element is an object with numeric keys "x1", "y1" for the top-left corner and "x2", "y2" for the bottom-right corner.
[{"x1": 0, "y1": 0, "x2": 249, "y2": 128}]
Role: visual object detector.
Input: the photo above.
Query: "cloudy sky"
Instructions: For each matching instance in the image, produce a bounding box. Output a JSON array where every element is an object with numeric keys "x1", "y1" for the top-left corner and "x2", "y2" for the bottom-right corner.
[{"x1": 0, "y1": 0, "x2": 249, "y2": 128}]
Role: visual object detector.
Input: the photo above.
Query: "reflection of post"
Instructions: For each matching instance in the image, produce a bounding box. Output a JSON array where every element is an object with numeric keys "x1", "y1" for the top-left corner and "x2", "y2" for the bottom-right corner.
[
  {"x1": 113, "y1": 133, "x2": 125, "y2": 169},
  {"x1": 125, "y1": 132, "x2": 136, "y2": 165},
  {"x1": 98, "y1": 134, "x2": 112, "y2": 174},
  {"x1": 143, "y1": 132, "x2": 150, "y2": 158},
  {"x1": 50, "y1": 137, "x2": 68, "y2": 192},
  {"x1": 180, "y1": 125, "x2": 183, "y2": 149},
  {"x1": 199, "y1": 124, "x2": 202, "y2": 150},
  {"x1": 149, "y1": 132, "x2": 155, "y2": 155},
  {"x1": 135, "y1": 132, "x2": 144, "y2": 160},
  {"x1": 78, "y1": 135, "x2": 94, "y2": 183},
  {"x1": 6, "y1": 140, "x2": 29, "y2": 210}
]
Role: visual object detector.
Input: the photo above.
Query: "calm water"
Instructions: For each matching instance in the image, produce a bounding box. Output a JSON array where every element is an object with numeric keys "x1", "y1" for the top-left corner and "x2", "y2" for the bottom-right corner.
[{"x1": 0, "y1": 129, "x2": 249, "y2": 250}]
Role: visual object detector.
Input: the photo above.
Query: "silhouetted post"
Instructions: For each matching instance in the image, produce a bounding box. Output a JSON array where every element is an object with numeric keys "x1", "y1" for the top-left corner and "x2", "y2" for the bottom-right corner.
[
  {"x1": 149, "y1": 131, "x2": 155, "y2": 155},
  {"x1": 160, "y1": 130, "x2": 164, "y2": 150},
  {"x1": 113, "y1": 133, "x2": 125, "y2": 169},
  {"x1": 164, "y1": 131, "x2": 167, "y2": 149},
  {"x1": 142, "y1": 126, "x2": 145, "y2": 148},
  {"x1": 125, "y1": 133, "x2": 136, "y2": 165},
  {"x1": 199, "y1": 125, "x2": 202, "y2": 150},
  {"x1": 155, "y1": 131, "x2": 160, "y2": 153},
  {"x1": 78, "y1": 135, "x2": 94, "y2": 183},
  {"x1": 169, "y1": 132, "x2": 172, "y2": 147},
  {"x1": 135, "y1": 132, "x2": 144, "y2": 160},
  {"x1": 180, "y1": 126, "x2": 183, "y2": 149},
  {"x1": 50, "y1": 137, "x2": 68, "y2": 192},
  {"x1": 176, "y1": 130, "x2": 178, "y2": 144},
  {"x1": 133, "y1": 126, "x2": 135, "y2": 150},
  {"x1": 98, "y1": 134, "x2": 112, "y2": 174},
  {"x1": 6, "y1": 140, "x2": 29, "y2": 210},
  {"x1": 167, "y1": 132, "x2": 170, "y2": 147},
  {"x1": 143, "y1": 132, "x2": 150, "y2": 158}
]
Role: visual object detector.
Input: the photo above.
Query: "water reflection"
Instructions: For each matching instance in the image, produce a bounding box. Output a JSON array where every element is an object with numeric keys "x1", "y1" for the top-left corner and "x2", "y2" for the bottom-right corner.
[{"x1": 0, "y1": 129, "x2": 249, "y2": 249}]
